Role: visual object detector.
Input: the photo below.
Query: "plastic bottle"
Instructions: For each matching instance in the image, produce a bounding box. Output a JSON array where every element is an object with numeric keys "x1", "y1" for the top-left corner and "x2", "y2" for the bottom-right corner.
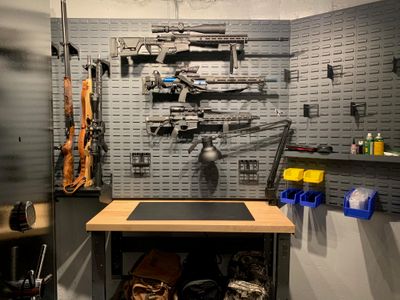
[
  {"x1": 374, "y1": 133, "x2": 384, "y2": 156},
  {"x1": 357, "y1": 140, "x2": 364, "y2": 154},
  {"x1": 364, "y1": 133, "x2": 374, "y2": 155},
  {"x1": 350, "y1": 138, "x2": 357, "y2": 155}
]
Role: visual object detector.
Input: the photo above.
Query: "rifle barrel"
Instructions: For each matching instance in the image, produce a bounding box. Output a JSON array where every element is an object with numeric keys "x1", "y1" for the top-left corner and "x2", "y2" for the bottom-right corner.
[
  {"x1": 61, "y1": 0, "x2": 70, "y2": 77},
  {"x1": 247, "y1": 37, "x2": 289, "y2": 42},
  {"x1": 95, "y1": 57, "x2": 102, "y2": 120}
]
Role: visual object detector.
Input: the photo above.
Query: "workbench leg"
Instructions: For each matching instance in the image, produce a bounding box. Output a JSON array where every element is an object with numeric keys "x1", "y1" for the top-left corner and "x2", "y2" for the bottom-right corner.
[
  {"x1": 111, "y1": 232, "x2": 123, "y2": 278},
  {"x1": 275, "y1": 233, "x2": 291, "y2": 300},
  {"x1": 92, "y1": 231, "x2": 106, "y2": 300}
]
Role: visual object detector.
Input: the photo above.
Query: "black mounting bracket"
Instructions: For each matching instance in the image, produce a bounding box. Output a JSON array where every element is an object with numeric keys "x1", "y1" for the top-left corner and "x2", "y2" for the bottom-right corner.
[
  {"x1": 60, "y1": 42, "x2": 80, "y2": 60},
  {"x1": 83, "y1": 58, "x2": 111, "y2": 78},
  {"x1": 303, "y1": 104, "x2": 319, "y2": 118},
  {"x1": 350, "y1": 102, "x2": 367, "y2": 117},
  {"x1": 393, "y1": 57, "x2": 399, "y2": 76},
  {"x1": 51, "y1": 42, "x2": 60, "y2": 58},
  {"x1": 96, "y1": 59, "x2": 111, "y2": 77},
  {"x1": 284, "y1": 69, "x2": 299, "y2": 83},
  {"x1": 327, "y1": 64, "x2": 343, "y2": 80}
]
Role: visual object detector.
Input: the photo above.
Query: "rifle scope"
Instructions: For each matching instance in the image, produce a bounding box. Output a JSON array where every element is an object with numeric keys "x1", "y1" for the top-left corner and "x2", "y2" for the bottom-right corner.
[{"x1": 152, "y1": 23, "x2": 226, "y2": 34}]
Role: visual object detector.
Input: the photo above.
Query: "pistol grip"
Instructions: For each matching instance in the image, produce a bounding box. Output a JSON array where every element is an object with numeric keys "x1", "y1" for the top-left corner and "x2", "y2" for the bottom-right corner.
[
  {"x1": 156, "y1": 47, "x2": 168, "y2": 63},
  {"x1": 178, "y1": 87, "x2": 189, "y2": 103}
]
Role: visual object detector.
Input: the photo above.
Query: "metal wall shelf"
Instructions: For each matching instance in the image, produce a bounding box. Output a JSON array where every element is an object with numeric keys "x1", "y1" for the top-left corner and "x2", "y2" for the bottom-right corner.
[{"x1": 284, "y1": 152, "x2": 400, "y2": 163}]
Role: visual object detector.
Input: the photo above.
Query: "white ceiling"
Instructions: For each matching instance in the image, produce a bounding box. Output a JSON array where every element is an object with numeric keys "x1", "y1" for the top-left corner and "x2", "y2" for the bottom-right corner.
[{"x1": 50, "y1": 0, "x2": 382, "y2": 19}]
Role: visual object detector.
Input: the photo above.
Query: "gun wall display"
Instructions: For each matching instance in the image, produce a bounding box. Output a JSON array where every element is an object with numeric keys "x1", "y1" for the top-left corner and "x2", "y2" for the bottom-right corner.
[{"x1": 51, "y1": 16, "x2": 290, "y2": 199}]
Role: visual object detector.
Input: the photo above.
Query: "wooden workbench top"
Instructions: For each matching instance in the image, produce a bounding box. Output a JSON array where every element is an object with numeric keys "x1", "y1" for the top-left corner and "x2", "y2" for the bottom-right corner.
[{"x1": 86, "y1": 200, "x2": 295, "y2": 233}]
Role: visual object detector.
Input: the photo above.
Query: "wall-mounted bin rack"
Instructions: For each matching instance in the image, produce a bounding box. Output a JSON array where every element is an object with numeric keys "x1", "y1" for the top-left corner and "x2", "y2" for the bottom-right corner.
[
  {"x1": 299, "y1": 191, "x2": 324, "y2": 208},
  {"x1": 238, "y1": 159, "x2": 259, "y2": 185},
  {"x1": 283, "y1": 168, "x2": 304, "y2": 181},
  {"x1": 303, "y1": 169, "x2": 324, "y2": 184},
  {"x1": 343, "y1": 188, "x2": 377, "y2": 220},
  {"x1": 280, "y1": 188, "x2": 303, "y2": 205}
]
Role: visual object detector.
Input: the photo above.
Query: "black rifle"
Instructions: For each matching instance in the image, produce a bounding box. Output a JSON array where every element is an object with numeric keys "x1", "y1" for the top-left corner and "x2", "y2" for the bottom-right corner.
[
  {"x1": 110, "y1": 23, "x2": 288, "y2": 73},
  {"x1": 143, "y1": 67, "x2": 273, "y2": 102},
  {"x1": 146, "y1": 105, "x2": 259, "y2": 140},
  {"x1": 90, "y1": 56, "x2": 110, "y2": 188}
]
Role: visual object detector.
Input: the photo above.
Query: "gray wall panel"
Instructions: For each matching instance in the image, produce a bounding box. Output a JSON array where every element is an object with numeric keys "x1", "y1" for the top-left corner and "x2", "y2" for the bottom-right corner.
[
  {"x1": 51, "y1": 19, "x2": 290, "y2": 199},
  {"x1": 287, "y1": 0, "x2": 400, "y2": 214}
]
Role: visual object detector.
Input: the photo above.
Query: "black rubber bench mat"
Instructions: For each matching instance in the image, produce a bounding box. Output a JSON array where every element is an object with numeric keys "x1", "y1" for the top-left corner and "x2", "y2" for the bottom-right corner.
[{"x1": 127, "y1": 202, "x2": 254, "y2": 221}]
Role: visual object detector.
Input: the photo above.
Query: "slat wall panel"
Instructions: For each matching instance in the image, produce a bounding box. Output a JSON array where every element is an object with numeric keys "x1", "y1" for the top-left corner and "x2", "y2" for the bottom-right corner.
[
  {"x1": 288, "y1": 0, "x2": 400, "y2": 214},
  {"x1": 51, "y1": 19, "x2": 290, "y2": 199}
]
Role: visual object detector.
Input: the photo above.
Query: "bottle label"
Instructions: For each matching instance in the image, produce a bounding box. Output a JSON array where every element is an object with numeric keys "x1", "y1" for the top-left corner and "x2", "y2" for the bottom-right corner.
[{"x1": 374, "y1": 141, "x2": 384, "y2": 155}]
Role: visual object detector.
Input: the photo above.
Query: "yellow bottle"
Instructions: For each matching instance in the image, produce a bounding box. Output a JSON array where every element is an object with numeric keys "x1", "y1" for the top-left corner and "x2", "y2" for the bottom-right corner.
[{"x1": 374, "y1": 133, "x2": 384, "y2": 156}]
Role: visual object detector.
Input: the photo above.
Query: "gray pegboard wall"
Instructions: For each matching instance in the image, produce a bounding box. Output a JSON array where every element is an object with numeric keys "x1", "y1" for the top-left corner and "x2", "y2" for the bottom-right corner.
[
  {"x1": 287, "y1": 0, "x2": 400, "y2": 214},
  {"x1": 51, "y1": 19, "x2": 290, "y2": 199}
]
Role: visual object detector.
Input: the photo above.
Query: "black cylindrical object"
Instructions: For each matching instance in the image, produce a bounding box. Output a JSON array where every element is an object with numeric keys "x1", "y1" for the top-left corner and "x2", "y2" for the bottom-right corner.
[{"x1": 152, "y1": 23, "x2": 226, "y2": 34}]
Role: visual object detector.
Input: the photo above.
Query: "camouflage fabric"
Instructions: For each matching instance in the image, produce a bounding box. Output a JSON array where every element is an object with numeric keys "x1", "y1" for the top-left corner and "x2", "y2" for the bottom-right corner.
[
  {"x1": 224, "y1": 280, "x2": 267, "y2": 300},
  {"x1": 227, "y1": 251, "x2": 268, "y2": 286},
  {"x1": 131, "y1": 277, "x2": 170, "y2": 300}
]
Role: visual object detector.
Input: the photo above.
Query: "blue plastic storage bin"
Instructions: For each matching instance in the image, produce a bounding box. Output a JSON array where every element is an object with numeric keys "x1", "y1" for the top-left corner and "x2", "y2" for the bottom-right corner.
[
  {"x1": 299, "y1": 190, "x2": 324, "y2": 208},
  {"x1": 343, "y1": 188, "x2": 377, "y2": 220},
  {"x1": 280, "y1": 188, "x2": 303, "y2": 204}
]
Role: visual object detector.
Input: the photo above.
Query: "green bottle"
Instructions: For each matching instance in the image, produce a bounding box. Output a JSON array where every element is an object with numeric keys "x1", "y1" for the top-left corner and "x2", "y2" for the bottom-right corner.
[{"x1": 364, "y1": 133, "x2": 374, "y2": 155}]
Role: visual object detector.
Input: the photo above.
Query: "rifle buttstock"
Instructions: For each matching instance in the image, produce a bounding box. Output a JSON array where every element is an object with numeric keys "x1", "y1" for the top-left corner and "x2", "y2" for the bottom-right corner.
[{"x1": 61, "y1": 126, "x2": 75, "y2": 187}]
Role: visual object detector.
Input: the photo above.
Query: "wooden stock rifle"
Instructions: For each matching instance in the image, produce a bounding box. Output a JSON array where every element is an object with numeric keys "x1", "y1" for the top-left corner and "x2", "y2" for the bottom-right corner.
[
  {"x1": 64, "y1": 56, "x2": 94, "y2": 193},
  {"x1": 60, "y1": 0, "x2": 75, "y2": 190}
]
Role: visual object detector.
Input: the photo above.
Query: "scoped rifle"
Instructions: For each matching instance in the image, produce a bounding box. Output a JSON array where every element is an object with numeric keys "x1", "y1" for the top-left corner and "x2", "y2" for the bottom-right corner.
[
  {"x1": 90, "y1": 56, "x2": 110, "y2": 188},
  {"x1": 110, "y1": 22, "x2": 288, "y2": 73},
  {"x1": 145, "y1": 105, "x2": 259, "y2": 140},
  {"x1": 64, "y1": 56, "x2": 94, "y2": 193},
  {"x1": 143, "y1": 67, "x2": 272, "y2": 102}
]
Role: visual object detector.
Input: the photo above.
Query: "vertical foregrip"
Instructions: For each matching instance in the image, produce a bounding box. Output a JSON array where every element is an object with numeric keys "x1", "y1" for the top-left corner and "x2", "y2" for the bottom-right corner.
[{"x1": 62, "y1": 77, "x2": 75, "y2": 187}]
